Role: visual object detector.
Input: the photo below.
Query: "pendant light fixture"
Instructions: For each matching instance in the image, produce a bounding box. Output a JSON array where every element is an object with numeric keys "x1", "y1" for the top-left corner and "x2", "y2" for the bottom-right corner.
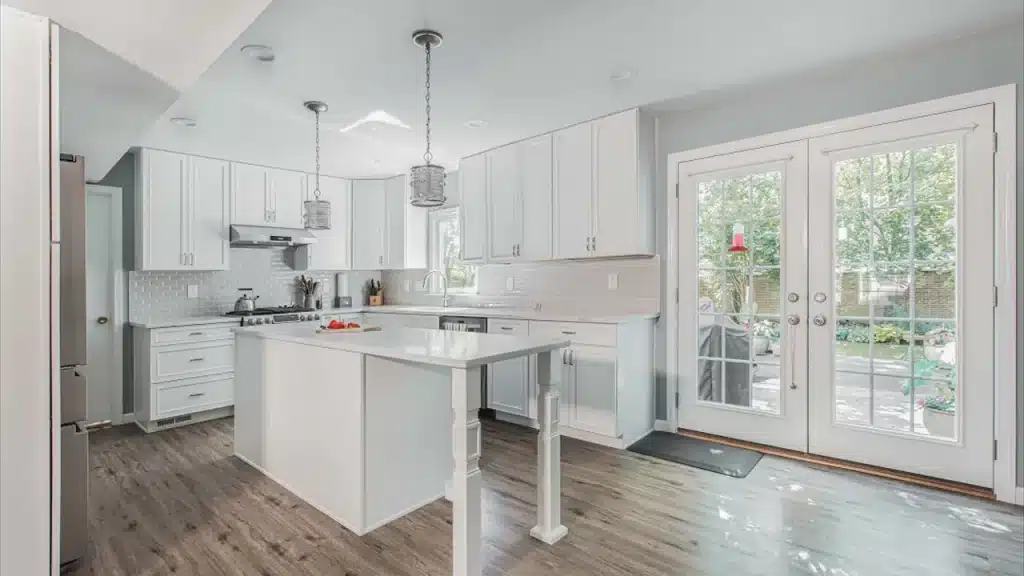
[
  {"x1": 409, "y1": 29, "x2": 446, "y2": 207},
  {"x1": 303, "y1": 100, "x2": 331, "y2": 229}
]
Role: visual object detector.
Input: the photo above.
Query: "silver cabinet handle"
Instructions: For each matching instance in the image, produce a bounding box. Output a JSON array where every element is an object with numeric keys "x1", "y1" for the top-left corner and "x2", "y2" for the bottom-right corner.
[
  {"x1": 586, "y1": 237, "x2": 591, "y2": 252},
  {"x1": 182, "y1": 252, "x2": 187, "y2": 266},
  {"x1": 188, "y1": 392, "x2": 205, "y2": 398},
  {"x1": 561, "y1": 349, "x2": 567, "y2": 364},
  {"x1": 189, "y1": 357, "x2": 204, "y2": 363},
  {"x1": 568, "y1": 349, "x2": 575, "y2": 366},
  {"x1": 188, "y1": 332, "x2": 204, "y2": 336},
  {"x1": 813, "y1": 314, "x2": 827, "y2": 326},
  {"x1": 378, "y1": 255, "x2": 383, "y2": 265},
  {"x1": 189, "y1": 253, "x2": 195, "y2": 266},
  {"x1": 592, "y1": 236, "x2": 595, "y2": 252},
  {"x1": 500, "y1": 326, "x2": 513, "y2": 331},
  {"x1": 560, "y1": 330, "x2": 576, "y2": 335}
]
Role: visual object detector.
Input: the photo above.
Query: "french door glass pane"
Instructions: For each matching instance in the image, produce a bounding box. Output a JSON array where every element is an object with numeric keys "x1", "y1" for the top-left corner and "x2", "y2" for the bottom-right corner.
[
  {"x1": 832, "y1": 143, "x2": 959, "y2": 440},
  {"x1": 696, "y1": 169, "x2": 783, "y2": 415}
]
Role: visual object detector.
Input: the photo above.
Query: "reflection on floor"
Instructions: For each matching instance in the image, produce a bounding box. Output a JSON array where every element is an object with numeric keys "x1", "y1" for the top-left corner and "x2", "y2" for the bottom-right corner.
[{"x1": 83, "y1": 418, "x2": 1022, "y2": 575}]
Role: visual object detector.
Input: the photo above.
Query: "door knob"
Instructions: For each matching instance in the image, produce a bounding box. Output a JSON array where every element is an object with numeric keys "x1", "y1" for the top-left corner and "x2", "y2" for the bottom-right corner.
[
  {"x1": 97, "y1": 317, "x2": 109, "y2": 325},
  {"x1": 813, "y1": 314, "x2": 827, "y2": 326},
  {"x1": 786, "y1": 314, "x2": 800, "y2": 325}
]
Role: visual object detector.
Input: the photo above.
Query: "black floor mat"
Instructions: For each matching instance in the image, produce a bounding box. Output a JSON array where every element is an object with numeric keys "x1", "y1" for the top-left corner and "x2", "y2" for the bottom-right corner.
[{"x1": 627, "y1": 432, "x2": 762, "y2": 478}]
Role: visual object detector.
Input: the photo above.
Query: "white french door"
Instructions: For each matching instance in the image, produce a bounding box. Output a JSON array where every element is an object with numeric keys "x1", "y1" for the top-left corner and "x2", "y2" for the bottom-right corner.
[
  {"x1": 677, "y1": 105, "x2": 996, "y2": 487},
  {"x1": 677, "y1": 142, "x2": 808, "y2": 452},
  {"x1": 807, "y1": 105, "x2": 995, "y2": 487}
]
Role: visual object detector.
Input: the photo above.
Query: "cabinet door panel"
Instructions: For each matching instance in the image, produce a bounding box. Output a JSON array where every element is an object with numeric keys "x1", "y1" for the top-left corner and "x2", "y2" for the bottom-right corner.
[
  {"x1": 351, "y1": 180, "x2": 387, "y2": 269},
  {"x1": 230, "y1": 162, "x2": 269, "y2": 226},
  {"x1": 306, "y1": 176, "x2": 351, "y2": 270},
  {"x1": 269, "y1": 168, "x2": 306, "y2": 229},
  {"x1": 570, "y1": 345, "x2": 617, "y2": 437},
  {"x1": 489, "y1": 357, "x2": 529, "y2": 416},
  {"x1": 553, "y1": 123, "x2": 592, "y2": 259},
  {"x1": 384, "y1": 175, "x2": 406, "y2": 269},
  {"x1": 487, "y1": 145, "x2": 520, "y2": 261},
  {"x1": 190, "y1": 156, "x2": 230, "y2": 270},
  {"x1": 459, "y1": 154, "x2": 487, "y2": 262},
  {"x1": 140, "y1": 150, "x2": 187, "y2": 270},
  {"x1": 520, "y1": 135, "x2": 552, "y2": 261},
  {"x1": 593, "y1": 110, "x2": 638, "y2": 257}
]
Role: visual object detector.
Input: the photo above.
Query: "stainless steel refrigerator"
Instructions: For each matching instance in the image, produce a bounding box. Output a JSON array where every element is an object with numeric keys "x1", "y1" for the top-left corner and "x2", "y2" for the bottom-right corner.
[{"x1": 59, "y1": 154, "x2": 88, "y2": 569}]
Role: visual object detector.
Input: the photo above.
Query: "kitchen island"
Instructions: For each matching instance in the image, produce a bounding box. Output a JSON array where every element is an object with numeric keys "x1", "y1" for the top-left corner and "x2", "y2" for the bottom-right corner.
[{"x1": 233, "y1": 324, "x2": 569, "y2": 576}]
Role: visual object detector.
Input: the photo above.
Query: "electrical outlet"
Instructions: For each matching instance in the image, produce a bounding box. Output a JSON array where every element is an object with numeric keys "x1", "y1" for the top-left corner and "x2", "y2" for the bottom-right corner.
[
  {"x1": 187, "y1": 285, "x2": 199, "y2": 299},
  {"x1": 607, "y1": 273, "x2": 618, "y2": 291},
  {"x1": 506, "y1": 277, "x2": 515, "y2": 292},
  {"x1": 403, "y1": 279, "x2": 411, "y2": 292}
]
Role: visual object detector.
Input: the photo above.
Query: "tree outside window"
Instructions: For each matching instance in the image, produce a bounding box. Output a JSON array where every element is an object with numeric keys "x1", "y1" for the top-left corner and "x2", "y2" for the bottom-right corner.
[{"x1": 430, "y1": 208, "x2": 477, "y2": 293}]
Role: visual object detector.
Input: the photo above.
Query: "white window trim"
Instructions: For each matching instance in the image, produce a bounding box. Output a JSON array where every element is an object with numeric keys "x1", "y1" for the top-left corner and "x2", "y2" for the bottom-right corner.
[
  {"x1": 664, "y1": 84, "x2": 1017, "y2": 504},
  {"x1": 428, "y1": 207, "x2": 478, "y2": 294}
]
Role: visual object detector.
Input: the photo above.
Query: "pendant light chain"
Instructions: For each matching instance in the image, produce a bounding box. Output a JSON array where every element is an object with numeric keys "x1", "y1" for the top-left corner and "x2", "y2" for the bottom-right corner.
[
  {"x1": 314, "y1": 107, "x2": 322, "y2": 199},
  {"x1": 424, "y1": 40, "x2": 433, "y2": 164}
]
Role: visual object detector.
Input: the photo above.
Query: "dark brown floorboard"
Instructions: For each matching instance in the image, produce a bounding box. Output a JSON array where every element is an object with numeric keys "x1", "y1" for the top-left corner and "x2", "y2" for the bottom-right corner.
[{"x1": 80, "y1": 418, "x2": 1024, "y2": 575}]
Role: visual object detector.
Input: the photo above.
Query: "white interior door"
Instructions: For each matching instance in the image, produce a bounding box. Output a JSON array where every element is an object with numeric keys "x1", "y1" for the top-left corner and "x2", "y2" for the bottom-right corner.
[
  {"x1": 807, "y1": 105, "x2": 995, "y2": 487},
  {"x1": 677, "y1": 142, "x2": 808, "y2": 452},
  {"x1": 85, "y1": 185, "x2": 124, "y2": 424}
]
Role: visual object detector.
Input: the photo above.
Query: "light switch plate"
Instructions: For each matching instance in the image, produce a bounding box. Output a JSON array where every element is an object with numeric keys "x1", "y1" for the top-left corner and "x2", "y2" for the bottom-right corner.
[
  {"x1": 607, "y1": 273, "x2": 618, "y2": 291},
  {"x1": 187, "y1": 285, "x2": 199, "y2": 299},
  {"x1": 506, "y1": 277, "x2": 515, "y2": 291}
]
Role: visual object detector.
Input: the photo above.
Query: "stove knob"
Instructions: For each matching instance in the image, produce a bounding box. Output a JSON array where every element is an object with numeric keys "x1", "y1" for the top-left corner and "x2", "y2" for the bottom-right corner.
[
  {"x1": 246, "y1": 318, "x2": 255, "y2": 326},
  {"x1": 314, "y1": 313, "x2": 321, "y2": 320},
  {"x1": 299, "y1": 313, "x2": 307, "y2": 321},
  {"x1": 267, "y1": 317, "x2": 275, "y2": 324},
  {"x1": 255, "y1": 318, "x2": 263, "y2": 325}
]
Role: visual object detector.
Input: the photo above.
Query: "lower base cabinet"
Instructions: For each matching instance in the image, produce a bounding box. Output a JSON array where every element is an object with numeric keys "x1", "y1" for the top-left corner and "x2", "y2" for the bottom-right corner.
[{"x1": 487, "y1": 320, "x2": 531, "y2": 417}]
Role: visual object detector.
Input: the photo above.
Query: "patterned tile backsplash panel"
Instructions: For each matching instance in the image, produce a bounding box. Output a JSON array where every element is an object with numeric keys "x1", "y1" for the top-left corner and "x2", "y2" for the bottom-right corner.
[
  {"x1": 382, "y1": 256, "x2": 660, "y2": 317},
  {"x1": 128, "y1": 248, "x2": 381, "y2": 320}
]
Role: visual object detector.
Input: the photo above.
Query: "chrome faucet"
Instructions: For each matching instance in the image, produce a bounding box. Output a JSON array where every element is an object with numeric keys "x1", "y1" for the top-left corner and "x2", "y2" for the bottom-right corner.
[{"x1": 422, "y1": 269, "x2": 450, "y2": 307}]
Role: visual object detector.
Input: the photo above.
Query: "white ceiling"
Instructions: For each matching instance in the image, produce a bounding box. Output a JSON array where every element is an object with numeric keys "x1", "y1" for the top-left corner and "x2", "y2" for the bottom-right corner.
[{"x1": 138, "y1": 0, "x2": 1023, "y2": 179}]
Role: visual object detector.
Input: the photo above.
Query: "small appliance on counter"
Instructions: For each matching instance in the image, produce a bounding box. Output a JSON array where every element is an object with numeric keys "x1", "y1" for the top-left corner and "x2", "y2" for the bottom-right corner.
[{"x1": 233, "y1": 289, "x2": 258, "y2": 313}]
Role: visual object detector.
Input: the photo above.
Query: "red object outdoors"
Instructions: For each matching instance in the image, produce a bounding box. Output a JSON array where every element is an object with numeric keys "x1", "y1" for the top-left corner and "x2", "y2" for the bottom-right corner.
[{"x1": 728, "y1": 223, "x2": 748, "y2": 253}]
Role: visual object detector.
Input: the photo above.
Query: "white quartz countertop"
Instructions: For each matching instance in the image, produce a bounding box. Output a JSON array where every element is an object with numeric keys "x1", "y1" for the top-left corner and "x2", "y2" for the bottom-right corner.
[
  {"x1": 235, "y1": 324, "x2": 569, "y2": 368},
  {"x1": 332, "y1": 305, "x2": 658, "y2": 324},
  {"x1": 129, "y1": 316, "x2": 242, "y2": 329}
]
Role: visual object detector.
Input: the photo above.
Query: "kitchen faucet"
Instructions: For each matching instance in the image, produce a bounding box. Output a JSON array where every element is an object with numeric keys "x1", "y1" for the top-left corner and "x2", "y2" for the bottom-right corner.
[{"x1": 422, "y1": 270, "x2": 450, "y2": 307}]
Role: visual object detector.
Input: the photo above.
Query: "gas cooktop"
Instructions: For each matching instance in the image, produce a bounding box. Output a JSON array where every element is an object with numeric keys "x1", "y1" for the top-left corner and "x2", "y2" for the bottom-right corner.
[
  {"x1": 225, "y1": 306, "x2": 323, "y2": 326},
  {"x1": 224, "y1": 305, "x2": 315, "y2": 317}
]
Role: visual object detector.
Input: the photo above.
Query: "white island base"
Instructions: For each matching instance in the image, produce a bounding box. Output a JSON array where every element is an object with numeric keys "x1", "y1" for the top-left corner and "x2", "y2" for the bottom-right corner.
[{"x1": 234, "y1": 326, "x2": 569, "y2": 576}]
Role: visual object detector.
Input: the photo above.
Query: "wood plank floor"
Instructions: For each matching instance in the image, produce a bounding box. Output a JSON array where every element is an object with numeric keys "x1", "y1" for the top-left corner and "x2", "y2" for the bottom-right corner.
[{"x1": 81, "y1": 418, "x2": 1023, "y2": 575}]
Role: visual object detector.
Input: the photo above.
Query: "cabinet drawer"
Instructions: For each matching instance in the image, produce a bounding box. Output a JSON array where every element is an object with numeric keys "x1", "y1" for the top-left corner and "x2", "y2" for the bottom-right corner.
[
  {"x1": 152, "y1": 325, "x2": 234, "y2": 346},
  {"x1": 154, "y1": 376, "x2": 233, "y2": 417},
  {"x1": 152, "y1": 342, "x2": 234, "y2": 383},
  {"x1": 488, "y1": 319, "x2": 529, "y2": 335},
  {"x1": 528, "y1": 321, "x2": 616, "y2": 347}
]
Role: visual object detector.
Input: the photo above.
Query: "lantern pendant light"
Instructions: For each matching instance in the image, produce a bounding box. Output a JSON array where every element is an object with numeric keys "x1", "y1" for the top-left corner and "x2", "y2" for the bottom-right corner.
[
  {"x1": 303, "y1": 100, "x2": 331, "y2": 229},
  {"x1": 409, "y1": 29, "x2": 446, "y2": 207}
]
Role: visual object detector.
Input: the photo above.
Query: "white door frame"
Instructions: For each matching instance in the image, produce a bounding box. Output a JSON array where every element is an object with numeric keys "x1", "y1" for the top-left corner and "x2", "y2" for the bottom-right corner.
[
  {"x1": 665, "y1": 84, "x2": 1017, "y2": 502},
  {"x1": 86, "y1": 184, "x2": 126, "y2": 424}
]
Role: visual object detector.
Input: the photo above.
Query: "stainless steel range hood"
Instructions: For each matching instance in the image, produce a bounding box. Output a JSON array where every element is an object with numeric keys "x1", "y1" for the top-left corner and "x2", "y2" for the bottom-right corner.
[{"x1": 229, "y1": 225, "x2": 318, "y2": 247}]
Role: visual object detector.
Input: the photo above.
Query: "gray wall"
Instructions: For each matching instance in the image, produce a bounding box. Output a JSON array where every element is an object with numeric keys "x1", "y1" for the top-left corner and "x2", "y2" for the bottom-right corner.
[
  {"x1": 650, "y1": 23, "x2": 1023, "y2": 485},
  {"x1": 95, "y1": 152, "x2": 135, "y2": 413}
]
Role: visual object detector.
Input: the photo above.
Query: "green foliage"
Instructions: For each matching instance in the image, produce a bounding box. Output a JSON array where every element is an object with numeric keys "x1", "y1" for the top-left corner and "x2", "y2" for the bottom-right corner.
[
  {"x1": 835, "y1": 322, "x2": 871, "y2": 343},
  {"x1": 872, "y1": 323, "x2": 904, "y2": 344},
  {"x1": 752, "y1": 320, "x2": 779, "y2": 339}
]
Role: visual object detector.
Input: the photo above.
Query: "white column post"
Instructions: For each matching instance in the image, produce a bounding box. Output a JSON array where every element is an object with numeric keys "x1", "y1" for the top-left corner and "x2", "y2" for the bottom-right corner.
[
  {"x1": 530, "y1": 349, "x2": 568, "y2": 544},
  {"x1": 451, "y1": 366, "x2": 482, "y2": 576}
]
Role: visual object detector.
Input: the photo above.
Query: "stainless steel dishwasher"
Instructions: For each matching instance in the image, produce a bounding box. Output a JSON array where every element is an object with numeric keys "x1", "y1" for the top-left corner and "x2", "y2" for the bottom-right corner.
[{"x1": 439, "y1": 315, "x2": 492, "y2": 417}]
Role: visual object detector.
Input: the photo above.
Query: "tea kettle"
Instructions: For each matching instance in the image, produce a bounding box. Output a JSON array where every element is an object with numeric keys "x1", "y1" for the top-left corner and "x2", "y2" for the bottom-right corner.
[{"x1": 234, "y1": 289, "x2": 258, "y2": 313}]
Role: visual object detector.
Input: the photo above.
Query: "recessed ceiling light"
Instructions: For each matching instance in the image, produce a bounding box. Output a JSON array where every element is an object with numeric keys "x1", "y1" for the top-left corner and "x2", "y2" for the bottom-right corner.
[
  {"x1": 610, "y1": 68, "x2": 634, "y2": 82},
  {"x1": 170, "y1": 117, "x2": 197, "y2": 127},
  {"x1": 241, "y1": 44, "x2": 276, "y2": 63},
  {"x1": 464, "y1": 120, "x2": 487, "y2": 128}
]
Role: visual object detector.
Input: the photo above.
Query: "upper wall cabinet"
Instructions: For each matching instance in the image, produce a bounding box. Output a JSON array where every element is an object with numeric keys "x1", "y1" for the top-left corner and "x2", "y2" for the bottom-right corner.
[
  {"x1": 229, "y1": 163, "x2": 307, "y2": 229},
  {"x1": 553, "y1": 109, "x2": 655, "y2": 259},
  {"x1": 458, "y1": 153, "x2": 487, "y2": 263},
  {"x1": 485, "y1": 135, "x2": 552, "y2": 263},
  {"x1": 135, "y1": 149, "x2": 229, "y2": 271},
  {"x1": 293, "y1": 175, "x2": 352, "y2": 271},
  {"x1": 350, "y1": 176, "x2": 426, "y2": 270}
]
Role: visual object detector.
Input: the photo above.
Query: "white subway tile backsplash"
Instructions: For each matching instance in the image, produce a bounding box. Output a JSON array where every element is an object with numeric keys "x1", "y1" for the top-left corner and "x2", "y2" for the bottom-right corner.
[{"x1": 129, "y1": 248, "x2": 381, "y2": 320}]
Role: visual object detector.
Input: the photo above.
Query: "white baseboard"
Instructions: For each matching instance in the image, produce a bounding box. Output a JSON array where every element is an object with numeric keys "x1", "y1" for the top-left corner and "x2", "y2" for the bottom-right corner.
[{"x1": 654, "y1": 419, "x2": 675, "y2": 433}]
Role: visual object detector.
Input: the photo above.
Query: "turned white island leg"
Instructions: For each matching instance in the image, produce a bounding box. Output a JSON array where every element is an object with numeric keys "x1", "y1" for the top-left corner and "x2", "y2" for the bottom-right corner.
[
  {"x1": 530, "y1": 350, "x2": 568, "y2": 545},
  {"x1": 451, "y1": 366, "x2": 483, "y2": 576}
]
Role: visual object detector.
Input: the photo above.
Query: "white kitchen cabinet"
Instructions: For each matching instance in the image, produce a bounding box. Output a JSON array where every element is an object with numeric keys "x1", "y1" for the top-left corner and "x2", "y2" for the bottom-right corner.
[
  {"x1": 268, "y1": 168, "x2": 307, "y2": 229},
  {"x1": 230, "y1": 162, "x2": 271, "y2": 226},
  {"x1": 487, "y1": 320, "x2": 530, "y2": 417},
  {"x1": 136, "y1": 149, "x2": 229, "y2": 271},
  {"x1": 189, "y1": 156, "x2": 231, "y2": 270},
  {"x1": 567, "y1": 344, "x2": 617, "y2": 436},
  {"x1": 487, "y1": 144, "x2": 520, "y2": 261},
  {"x1": 351, "y1": 179, "x2": 387, "y2": 269},
  {"x1": 458, "y1": 153, "x2": 487, "y2": 262},
  {"x1": 553, "y1": 122, "x2": 593, "y2": 259},
  {"x1": 365, "y1": 312, "x2": 439, "y2": 330},
  {"x1": 519, "y1": 135, "x2": 553, "y2": 261},
  {"x1": 552, "y1": 109, "x2": 655, "y2": 260},
  {"x1": 294, "y1": 176, "x2": 352, "y2": 271}
]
